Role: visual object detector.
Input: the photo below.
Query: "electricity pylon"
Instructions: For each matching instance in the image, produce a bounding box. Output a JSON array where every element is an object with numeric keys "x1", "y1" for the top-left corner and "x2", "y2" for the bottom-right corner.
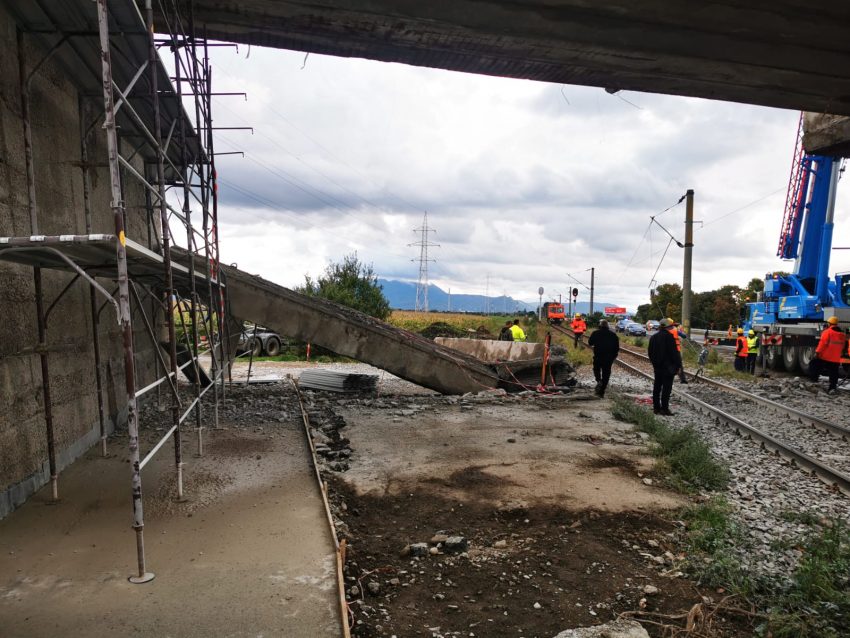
[{"x1": 409, "y1": 212, "x2": 439, "y2": 312}]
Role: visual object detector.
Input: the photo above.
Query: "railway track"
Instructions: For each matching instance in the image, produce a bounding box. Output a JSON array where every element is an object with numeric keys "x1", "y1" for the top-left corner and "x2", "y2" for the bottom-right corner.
[{"x1": 550, "y1": 323, "x2": 850, "y2": 495}]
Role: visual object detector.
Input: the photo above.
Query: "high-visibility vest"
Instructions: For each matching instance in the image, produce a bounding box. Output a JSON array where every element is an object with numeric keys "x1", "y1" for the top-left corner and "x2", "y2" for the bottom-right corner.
[
  {"x1": 668, "y1": 327, "x2": 681, "y2": 352},
  {"x1": 571, "y1": 319, "x2": 586, "y2": 333},
  {"x1": 746, "y1": 336, "x2": 759, "y2": 354},
  {"x1": 735, "y1": 336, "x2": 748, "y2": 357},
  {"x1": 510, "y1": 324, "x2": 526, "y2": 342},
  {"x1": 816, "y1": 326, "x2": 848, "y2": 363}
]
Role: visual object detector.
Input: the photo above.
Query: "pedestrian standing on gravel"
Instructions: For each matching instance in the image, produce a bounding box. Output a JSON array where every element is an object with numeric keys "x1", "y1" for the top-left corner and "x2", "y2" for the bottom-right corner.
[
  {"x1": 648, "y1": 318, "x2": 681, "y2": 416},
  {"x1": 666, "y1": 318, "x2": 688, "y2": 384},
  {"x1": 746, "y1": 329, "x2": 760, "y2": 375},
  {"x1": 509, "y1": 319, "x2": 526, "y2": 342},
  {"x1": 588, "y1": 319, "x2": 619, "y2": 398},
  {"x1": 499, "y1": 321, "x2": 514, "y2": 341},
  {"x1": 811, "y1": 317, "x2": 848, "y2": 394},
  {"x1": 734, "y1": 328, "x2": 749, "y2": 372}
]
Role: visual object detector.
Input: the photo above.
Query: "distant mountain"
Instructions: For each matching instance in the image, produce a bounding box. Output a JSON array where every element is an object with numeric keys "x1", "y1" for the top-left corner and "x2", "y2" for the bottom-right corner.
[{"x1": 378, "y1": 279, "x2": 623, "y2": 315}]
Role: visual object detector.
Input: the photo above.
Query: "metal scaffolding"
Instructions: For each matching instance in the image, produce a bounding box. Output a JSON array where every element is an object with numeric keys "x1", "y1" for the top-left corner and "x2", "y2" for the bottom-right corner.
[{"x1": 0, "y1": 0, "x2": 233, "y2": 582}]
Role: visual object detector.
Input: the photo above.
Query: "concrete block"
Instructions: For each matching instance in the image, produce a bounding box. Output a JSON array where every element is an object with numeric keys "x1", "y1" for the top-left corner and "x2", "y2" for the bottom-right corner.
[
  {"x1": 434, "y1": 337, "x2": 545, "y2": 362},
  {"x1": 803, "y1": 113, "x2": 850, "y2": 157}
]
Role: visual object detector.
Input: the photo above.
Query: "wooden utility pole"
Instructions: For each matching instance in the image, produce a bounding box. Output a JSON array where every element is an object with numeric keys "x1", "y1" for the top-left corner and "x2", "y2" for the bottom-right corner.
[{"x1": 682, "y1": 189, "x2": 695, "y2": 337}]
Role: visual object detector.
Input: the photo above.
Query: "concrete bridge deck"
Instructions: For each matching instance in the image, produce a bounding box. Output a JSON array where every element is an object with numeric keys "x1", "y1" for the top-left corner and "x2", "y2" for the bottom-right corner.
[{"x1": 222, "y1": 264, "x2": 501, "y2": 395}]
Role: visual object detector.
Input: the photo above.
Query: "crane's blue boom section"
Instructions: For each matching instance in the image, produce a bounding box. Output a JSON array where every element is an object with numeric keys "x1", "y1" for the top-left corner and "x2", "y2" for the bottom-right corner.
[{"x1": 748, "y1": 155, "x2": 849, "y2": 328}]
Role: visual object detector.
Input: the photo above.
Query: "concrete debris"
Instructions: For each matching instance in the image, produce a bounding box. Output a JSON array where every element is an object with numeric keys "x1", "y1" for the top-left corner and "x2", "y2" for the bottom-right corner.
[
  {"x1": 400, "y1": 542, "x2": 429, "y2": 557},
  {"x1": 552, "y1": 618, "x2": 650, "y2": 638},
  {"x1": 442, "y1": 536, "x2": 468, "y2": 554},
  {"x1": 494, "y1": 356, "x2": 577, "y2": 391}
]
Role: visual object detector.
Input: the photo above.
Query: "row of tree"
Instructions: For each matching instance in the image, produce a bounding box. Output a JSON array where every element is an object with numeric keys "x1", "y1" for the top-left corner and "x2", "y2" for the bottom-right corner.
[
  {"x1": 296, "y1": 253, "x2": 772, "y2": 335},
  {"x1": 631, "y1": 278, "x2": 765, "y2": 329},
  {"x1": 297, "y1": 253, "x2": 392, "y2": 320}
]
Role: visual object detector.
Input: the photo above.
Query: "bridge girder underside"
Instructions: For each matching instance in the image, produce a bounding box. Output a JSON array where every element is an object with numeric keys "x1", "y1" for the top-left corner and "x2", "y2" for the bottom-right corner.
[{"x1": 164, "y1": 1, "x2": 850, "y2": 116}]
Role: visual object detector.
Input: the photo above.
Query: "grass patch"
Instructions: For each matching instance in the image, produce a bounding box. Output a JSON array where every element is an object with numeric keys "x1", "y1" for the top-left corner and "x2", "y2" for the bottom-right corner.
[
  {"x1": 766, "y1": 522, "x2": 850, "y2": 637},
  {"x1": 610, "y1": 396, "x2": 729, "y2": 492},
  {"x1": 620, "y1": 335, "x2": 647, "y2": 349},
  {"x1": 390, "y1": 311, "x2": 517, "y2": 335},
  {"x1": 564, "y1": 344, "x2": 593, "y2": 368},
  {"x1": 705, "y1": 360, "x2": 753, "y2": 380},
  {"x1": 389, "y1": 310, "x2": 544, "y2": 342},
  {"x1": 679, "y1": 498, "x2": 759, "y2": 596},
  {"x1": 779, "y1": 510, "x2": 823, "y2": 527},
  {"x1": 678, "y1": 500, "x2": 850, "y2": 638}
]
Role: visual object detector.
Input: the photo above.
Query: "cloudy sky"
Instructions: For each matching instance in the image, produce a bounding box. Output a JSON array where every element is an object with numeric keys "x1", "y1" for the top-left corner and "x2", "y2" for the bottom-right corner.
[{"x1": 201, "y1": 46, "x2": 849, "y2": 311}]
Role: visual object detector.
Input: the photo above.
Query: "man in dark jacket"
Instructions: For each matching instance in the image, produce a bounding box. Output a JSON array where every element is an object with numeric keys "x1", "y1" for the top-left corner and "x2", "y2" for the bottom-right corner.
[
  {"x1": 647, "y1": 318, "x2": 682, "y2": 415},
  {"x1": 499, "y1": 320, "x2": 514, "y2": 341},
  {"x1": 587, "y1": 319, "x2": 619, "y2": 397}
]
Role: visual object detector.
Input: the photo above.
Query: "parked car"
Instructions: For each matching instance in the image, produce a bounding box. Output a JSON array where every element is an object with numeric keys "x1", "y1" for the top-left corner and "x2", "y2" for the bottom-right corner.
[
  {"x1": 615, "y1": 318, "x2": 632, "y2": 333},
  {"x1": 645, "y1": 320, "x2": 660, "y2": 332},
  {"x1": 236, "y1": 324, "x2": 283, "y2": 357},
  {"x1": 624, "y1": 322, "x2": 647, "y2": 336}
]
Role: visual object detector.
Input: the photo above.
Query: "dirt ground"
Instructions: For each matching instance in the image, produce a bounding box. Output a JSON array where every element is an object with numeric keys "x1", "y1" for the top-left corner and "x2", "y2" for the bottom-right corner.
[
  {"x1": 294, "y1": 366, "x2": 748, "y2": 637},
  {"x1": 0, "y1": 384, "x2": 341, "y2": 638}
]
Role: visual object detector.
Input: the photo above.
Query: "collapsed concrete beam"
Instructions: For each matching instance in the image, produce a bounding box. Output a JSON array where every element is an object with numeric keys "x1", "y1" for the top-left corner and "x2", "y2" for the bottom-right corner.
[{"x1": 221, "y1": 265, "x2": 499, "y2": 395}]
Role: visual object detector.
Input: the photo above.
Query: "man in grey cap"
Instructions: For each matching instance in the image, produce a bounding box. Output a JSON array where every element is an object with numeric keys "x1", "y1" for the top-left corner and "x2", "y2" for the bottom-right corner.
[{"x1": 587, "y1": 319, "x2": 620, "y2": 397}]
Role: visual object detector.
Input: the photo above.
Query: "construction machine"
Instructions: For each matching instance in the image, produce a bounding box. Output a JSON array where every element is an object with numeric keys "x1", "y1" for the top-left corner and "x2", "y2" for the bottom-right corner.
[{"x1": 746, "y1": 116, "x2": 849, "y2": 374}]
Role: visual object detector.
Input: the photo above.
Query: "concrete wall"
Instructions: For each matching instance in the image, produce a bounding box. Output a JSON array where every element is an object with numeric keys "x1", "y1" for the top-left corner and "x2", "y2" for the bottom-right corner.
[{"x1": 0, "y1": 7, "x2": 160, "y2": 518}]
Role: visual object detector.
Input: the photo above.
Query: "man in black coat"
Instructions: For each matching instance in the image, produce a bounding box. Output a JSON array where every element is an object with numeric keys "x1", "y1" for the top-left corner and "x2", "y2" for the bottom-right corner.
[
  {"x1": 587, "y1": 319, "x2": 619, "y2": 397},
  {"x1": 647, "y1": 318, "x2": 682, "y2": 415},
  {"x1": 499, "y1": 320, "x2": 514, "y2": 341}
]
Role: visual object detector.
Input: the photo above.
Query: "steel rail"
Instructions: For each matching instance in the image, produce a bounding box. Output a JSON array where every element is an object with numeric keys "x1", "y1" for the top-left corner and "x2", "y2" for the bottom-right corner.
[
  {"x1": 614, "y1": 341, "x2": 850, "y2": 441},
  {"x1": 549, "y1": 324, "x2": 850, "y2": 494}
]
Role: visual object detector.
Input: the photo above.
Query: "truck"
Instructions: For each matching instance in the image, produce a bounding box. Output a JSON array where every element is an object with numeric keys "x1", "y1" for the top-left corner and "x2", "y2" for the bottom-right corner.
[{"x1": 746, "y1": 116, "x2": 850, "y2": 374}]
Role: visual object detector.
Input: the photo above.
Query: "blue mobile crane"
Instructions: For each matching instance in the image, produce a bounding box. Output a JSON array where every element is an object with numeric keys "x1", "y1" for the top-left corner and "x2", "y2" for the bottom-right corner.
[{"x1": 746, "y1": 116, "x2": 849, "y2": 374}]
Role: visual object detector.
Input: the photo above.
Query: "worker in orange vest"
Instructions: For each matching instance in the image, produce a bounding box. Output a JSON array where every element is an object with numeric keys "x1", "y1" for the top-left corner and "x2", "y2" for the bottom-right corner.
[
  {"x1": 727, "y1": 324, "x2": 734, "y2": 338},
  {"x1": 811, "y1": 317, "x2": 848, "y2": 394},
  {"x1": 734, "y1": 328, "x2": 749, "y2": 372},
  {"x1": 570, "y1": 314, "x2": 587, "y2": 348},
  {"x1": 665, "y1": 318, "x2": 688, "y2": 384}
]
